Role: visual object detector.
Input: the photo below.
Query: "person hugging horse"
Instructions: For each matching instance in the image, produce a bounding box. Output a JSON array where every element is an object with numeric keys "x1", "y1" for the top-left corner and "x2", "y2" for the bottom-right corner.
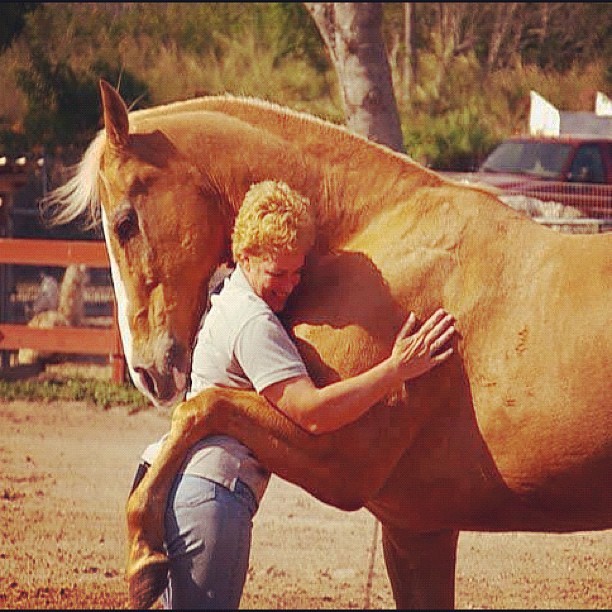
[{"x1": 131, "y1": 180, "x2": 456, "y2": 609}]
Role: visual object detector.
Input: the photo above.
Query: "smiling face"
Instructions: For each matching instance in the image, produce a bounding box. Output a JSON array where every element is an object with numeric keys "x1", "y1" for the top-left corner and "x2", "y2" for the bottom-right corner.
[
  {"x1": 230, "y1": 180, "x2": 316, "y2": 313},
  {"x1": 241, "y1": 249, "x2": 306, "y2": 313}
]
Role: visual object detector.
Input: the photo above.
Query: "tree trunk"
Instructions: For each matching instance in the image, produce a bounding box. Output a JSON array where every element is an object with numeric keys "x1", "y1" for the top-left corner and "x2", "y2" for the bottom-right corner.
[
  {"x1": 485, "y1": 2, "x2": 518, "y2": 74},
  {"x1": 305, "y1": 2, "x2": 405, "y2": 153},
  {"x1": 403, "y1": 3, "x2": 417, "y2": 102}
]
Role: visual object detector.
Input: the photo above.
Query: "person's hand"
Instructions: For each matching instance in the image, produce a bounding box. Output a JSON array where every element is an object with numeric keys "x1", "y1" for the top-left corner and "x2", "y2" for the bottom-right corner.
[{"x1": 389, "y1": 308, "x2": 456, "y2": 382}]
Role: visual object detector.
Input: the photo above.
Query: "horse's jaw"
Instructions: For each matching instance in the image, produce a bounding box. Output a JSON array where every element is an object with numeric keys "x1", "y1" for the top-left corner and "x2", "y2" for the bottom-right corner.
[
  {"x1": 113, "y1": 293, "x2": 191, "y2": 409},
  {"x1": 101, "y1": 209, "x2": 192, "y2": 408},
  {"x1": 109, "y1": 274, "x2": 192, "y2": 408}
]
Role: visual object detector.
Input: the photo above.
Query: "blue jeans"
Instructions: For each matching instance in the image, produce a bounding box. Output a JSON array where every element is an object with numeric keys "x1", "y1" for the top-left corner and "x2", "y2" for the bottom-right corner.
[{"x1": 131, "y1": 467, "x2": 258, "y2": 610}]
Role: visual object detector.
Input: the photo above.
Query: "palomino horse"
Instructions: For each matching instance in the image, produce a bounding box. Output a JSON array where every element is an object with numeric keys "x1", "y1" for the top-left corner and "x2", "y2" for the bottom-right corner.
[{"x1": 48, "y1": 80, "x2": 611, "y2": 609}]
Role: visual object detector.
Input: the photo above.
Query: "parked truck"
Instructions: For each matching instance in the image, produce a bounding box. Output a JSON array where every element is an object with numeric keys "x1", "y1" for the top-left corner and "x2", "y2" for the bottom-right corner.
[{"x1": 443, "y1": 134, "x2": 612, "y2": 219}]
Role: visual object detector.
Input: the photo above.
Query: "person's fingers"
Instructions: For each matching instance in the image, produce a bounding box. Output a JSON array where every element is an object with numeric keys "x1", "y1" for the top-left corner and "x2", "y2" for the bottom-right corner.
[
  {"x1": 430, "y1": 346, "x2": 454, "y2": 363},
  {"x1": 396, "y1": 310, "x2": 455, "y2": 366},
  {"x1": 429, "y1": 324, "x2": 456, "y2": 354},
  {"x1": 423, "y1": 313, "x2": 455, "y2": 347},
  {"x1": 403, "y1": 309, "x2": 446, "y2": 347},
  {"x1": 420, "y1": 308, "x2": 448, "y2": 332}
]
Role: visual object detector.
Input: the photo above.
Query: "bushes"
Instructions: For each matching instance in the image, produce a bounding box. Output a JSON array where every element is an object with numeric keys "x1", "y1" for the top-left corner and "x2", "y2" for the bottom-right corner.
[
  {"x1": 403, "y1": 106, "x2": 499, "y2": 171},
  {"x1": 14, "y1": 50, "x2": 151, "y2": 150},
  {"x1": 397, "y1": 52, "x2": 608, "y2": 170}
]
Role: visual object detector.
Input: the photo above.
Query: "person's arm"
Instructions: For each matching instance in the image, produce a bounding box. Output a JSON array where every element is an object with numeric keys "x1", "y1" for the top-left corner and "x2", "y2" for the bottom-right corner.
[{"x1": 262, "y1": 308, "x2": 455, "y2": 435}]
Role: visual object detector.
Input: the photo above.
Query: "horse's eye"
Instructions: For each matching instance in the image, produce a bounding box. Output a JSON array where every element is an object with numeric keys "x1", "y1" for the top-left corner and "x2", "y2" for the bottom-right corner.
[{"x1": 114, "y1": 208, "x2": 138, "y2": 245}]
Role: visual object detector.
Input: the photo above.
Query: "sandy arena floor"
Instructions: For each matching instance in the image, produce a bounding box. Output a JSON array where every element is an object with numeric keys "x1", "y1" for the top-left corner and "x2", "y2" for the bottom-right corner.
[{"x1": 1, "y1": 399, "x2": 610, "y2": 609}]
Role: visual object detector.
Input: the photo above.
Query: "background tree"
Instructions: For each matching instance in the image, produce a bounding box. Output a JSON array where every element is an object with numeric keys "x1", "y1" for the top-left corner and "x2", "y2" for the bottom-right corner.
[
  {"x1": 305, "y1": 2, "x2": 405, "y2": 153},
  {"x1": 0, "y1": 2, "x2": 608, "y2": 170},
  {"x1": 15, "y1": 50, "x2": 150, "y2": 151}
]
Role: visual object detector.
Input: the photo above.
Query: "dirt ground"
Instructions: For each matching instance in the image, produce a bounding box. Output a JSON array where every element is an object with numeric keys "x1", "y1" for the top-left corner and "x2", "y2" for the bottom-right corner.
[{"x1": 1, "y1": 398, "x2": 610, "y2": 610}]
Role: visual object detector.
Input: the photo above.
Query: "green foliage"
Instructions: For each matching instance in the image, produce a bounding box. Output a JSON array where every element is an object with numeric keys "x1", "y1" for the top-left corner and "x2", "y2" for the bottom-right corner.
[
  {"x1": 12, "y1": 46, "x2": 150, "y2": 150},
  {"x1": 0, "y1": 377, "x2": 151, "y2": 411},
  {"x1": 400, "y1": 51, "x2": 498, "y2": 169},
  {"x1": 397, "y1": 39, "x2": 609, "y2": 169},
  {"x1": 15, "y1": 48, "x2": 97, "y2": 148},
  {"x1": 403, "y1": 106, "x2": 499, "y2": 171},
  {"x1": 0, "y1": 2, "x2": 335, "y2": 151},
  {"x1": 114, "y1": 3, "x2": 327, "y2": 71},
  {"x1": 0, "y1": 2, "x2": 608, "y2": 168},
  {"x1": 523, "y1": 4, "x2": 611, "y2": 72}
]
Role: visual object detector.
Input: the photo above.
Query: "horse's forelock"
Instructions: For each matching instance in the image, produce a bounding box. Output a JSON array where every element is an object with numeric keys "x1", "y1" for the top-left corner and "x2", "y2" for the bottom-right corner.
[{"x1": 42, "y1": 132, "x2": 105, "y2": 229}]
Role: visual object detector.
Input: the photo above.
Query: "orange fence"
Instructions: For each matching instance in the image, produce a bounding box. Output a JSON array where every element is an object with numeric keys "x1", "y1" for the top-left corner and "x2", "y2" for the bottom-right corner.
[{"x1": 0, "y1": 238, "x2": 126, "y2": 383}]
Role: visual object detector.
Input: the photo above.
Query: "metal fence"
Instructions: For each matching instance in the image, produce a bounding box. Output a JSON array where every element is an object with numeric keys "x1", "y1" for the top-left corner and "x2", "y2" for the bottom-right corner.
[{"x1": 500, "y1": 180, "x2": 612, "y2": 220}]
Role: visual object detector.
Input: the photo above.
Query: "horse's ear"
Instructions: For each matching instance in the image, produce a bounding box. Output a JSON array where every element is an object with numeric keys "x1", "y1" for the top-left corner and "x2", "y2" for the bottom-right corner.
[{"x1": 100, "y1": 79, "x2": 130, "y2": 151}]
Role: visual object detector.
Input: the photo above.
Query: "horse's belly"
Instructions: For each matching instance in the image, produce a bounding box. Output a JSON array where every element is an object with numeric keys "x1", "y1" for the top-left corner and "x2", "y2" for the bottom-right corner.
[
  {"x1": 366, "y1": 362, "x2": 612, "y2": 533},
  {"x1": 371, "y1": 444, "x2": 612, "y2": 533},
  {"x1": 452, "y1": 316, "x2": 612, "y2": 530},
  {"x1": 469, "y1": 372, "x2": 610, "y2": 500}
]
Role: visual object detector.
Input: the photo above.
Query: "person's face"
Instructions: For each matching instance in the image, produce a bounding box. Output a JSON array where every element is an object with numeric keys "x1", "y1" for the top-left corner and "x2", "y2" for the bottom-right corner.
[{"x1": 242, "y1": 249, "x2": 306, "y2": 312}]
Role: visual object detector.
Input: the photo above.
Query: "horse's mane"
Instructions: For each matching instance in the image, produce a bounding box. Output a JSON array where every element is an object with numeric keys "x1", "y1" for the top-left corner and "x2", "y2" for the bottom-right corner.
[
  {"x1": 41, "y1": 92, "x2": 475, "y2": 229},
  {"x1": 127, "y1": 92, "x2": 417, "y2": 167},
  {"x1": 42, "y1": 131, "x2": 106, "y2": 228}
]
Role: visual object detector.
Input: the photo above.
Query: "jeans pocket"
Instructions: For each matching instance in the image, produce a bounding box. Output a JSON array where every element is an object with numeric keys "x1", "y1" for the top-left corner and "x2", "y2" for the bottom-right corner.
[{"x1": 169, "y1": 474, "x2": 218, "y2": 510}]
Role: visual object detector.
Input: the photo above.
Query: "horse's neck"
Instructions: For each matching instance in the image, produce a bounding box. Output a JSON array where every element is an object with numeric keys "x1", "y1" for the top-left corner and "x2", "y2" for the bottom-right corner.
[
  {"x1": 318, "y1": 163, "x2": 414, "y2": 236},
  {"x1": 138, "y1": 97, "x2": 492, "y2": 257},
  {"x1": 237, "y1": 122, "x2": 442, "y2": 248},
  {"x1": 176, "y1": 97, "x2": 443, "y2": 252}
]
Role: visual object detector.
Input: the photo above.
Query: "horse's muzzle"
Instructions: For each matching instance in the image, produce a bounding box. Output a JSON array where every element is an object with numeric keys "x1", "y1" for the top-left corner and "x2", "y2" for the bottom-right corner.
[{"x1": 132, "y1": 336, "x2": 190, "y2": 407}]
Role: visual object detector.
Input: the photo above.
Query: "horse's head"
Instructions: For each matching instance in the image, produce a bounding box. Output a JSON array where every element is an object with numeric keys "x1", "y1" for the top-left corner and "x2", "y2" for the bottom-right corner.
[{"x1": 98, "y1": 81, "x2": 228, "y2": 407}]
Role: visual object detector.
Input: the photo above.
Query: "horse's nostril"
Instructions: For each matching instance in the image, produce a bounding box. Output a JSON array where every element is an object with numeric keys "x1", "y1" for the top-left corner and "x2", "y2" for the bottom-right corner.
[{"x1": 134, "y1": 367, "x2": 156, "y2": 397}]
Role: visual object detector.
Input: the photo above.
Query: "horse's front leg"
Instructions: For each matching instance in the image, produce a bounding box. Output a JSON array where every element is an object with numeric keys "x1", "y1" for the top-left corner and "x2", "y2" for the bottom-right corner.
[
  {"x1": 126, "y1": 385, "x2": 410, "y2": 608},
  {"x1": 382, "y1": 525, "x2": 459, "y2": 609}
]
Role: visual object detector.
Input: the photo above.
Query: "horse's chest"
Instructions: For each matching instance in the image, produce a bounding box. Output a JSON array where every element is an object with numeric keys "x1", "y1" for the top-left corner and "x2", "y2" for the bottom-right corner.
[
  {"x1": 281, "y1": 250, "x2": 405, "y2": 384},
  {"x1": 289, "y1": 321, "x2": 390, "y2": 386}
]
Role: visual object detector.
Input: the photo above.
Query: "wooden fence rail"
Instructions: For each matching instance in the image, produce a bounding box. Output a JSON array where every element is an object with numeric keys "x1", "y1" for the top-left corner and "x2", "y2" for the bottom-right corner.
[{"x1": 0, "y1": 238, "x2": 126, "y2": 383}]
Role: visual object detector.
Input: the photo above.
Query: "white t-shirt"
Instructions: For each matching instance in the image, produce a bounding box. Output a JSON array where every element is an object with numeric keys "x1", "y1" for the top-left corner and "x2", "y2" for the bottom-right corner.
[{"x1": 141, "y1": 265, "x2": 308, "y2": 502}]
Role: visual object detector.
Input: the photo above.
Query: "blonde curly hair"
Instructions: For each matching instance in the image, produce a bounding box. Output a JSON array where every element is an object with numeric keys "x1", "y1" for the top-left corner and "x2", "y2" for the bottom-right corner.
[{"x1": 232, "y1": 180, "x2": 316, "y2": 263}]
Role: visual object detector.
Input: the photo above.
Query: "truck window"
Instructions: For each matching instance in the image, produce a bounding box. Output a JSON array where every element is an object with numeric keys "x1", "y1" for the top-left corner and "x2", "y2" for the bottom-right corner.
[
  {"x1": 569, "y1": 145, "x2": 605, "y2": 183},
  {"x1": 482, "y1": 141, "x2": 572, "y2": 178}
]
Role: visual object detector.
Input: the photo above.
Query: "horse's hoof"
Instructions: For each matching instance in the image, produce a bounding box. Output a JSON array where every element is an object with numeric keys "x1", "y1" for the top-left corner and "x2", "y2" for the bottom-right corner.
[{"x1": 128, "y1": 557, "x2": 169, "y2": 609}]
